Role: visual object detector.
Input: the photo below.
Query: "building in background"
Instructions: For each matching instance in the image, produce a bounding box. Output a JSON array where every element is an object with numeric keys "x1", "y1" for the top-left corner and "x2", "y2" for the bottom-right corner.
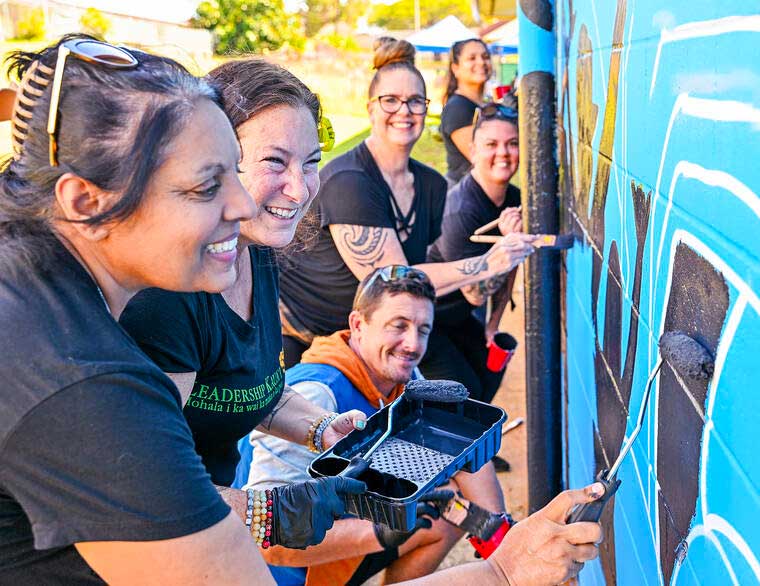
[{"x1": 0, "y1": 0, "x2": 212, "y2": 60}]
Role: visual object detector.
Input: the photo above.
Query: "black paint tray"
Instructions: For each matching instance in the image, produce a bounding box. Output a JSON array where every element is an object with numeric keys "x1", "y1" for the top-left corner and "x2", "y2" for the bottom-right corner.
[{"x1": 308, "y1": 396, "x2": 506, "y2": 531}]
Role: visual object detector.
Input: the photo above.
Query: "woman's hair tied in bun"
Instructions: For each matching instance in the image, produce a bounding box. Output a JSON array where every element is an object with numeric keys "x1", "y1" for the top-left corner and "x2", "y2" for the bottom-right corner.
[{"x1": 372, "y1": 37, "x2": 416, "y2": 70}]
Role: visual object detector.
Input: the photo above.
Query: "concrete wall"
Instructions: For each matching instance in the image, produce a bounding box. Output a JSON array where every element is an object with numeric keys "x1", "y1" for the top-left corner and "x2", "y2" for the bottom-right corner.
[{"x1": 556, "y1": 0, "x2": 760, "y2": 584}]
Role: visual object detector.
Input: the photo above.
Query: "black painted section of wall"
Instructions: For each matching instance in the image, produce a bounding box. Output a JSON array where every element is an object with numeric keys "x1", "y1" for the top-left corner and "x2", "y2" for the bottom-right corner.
[
  {"x1": 520, "y1": 0, "x2": 553, "y2": 31},
  {"x1": 585, "y1": 182, "x2": 651, "y2": 583},
  {"x1": 658, "y1": 244, "x2": 728, "y2": 585},
  {"x1": 520, "y1": 65, "x2": 562, "y2": 512}
]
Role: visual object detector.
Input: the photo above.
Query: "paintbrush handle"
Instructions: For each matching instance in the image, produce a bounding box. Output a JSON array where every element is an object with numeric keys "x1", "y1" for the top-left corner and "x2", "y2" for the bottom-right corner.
[
  {"x1": 473, "y1": 217, "x2": 501, "y2": 235},
  {"x1": 469, "y1": 234, "x2": 574, "y2": 249},
  {"x1": 470, "y1": 235, "x2": 501, "y2": 243}
]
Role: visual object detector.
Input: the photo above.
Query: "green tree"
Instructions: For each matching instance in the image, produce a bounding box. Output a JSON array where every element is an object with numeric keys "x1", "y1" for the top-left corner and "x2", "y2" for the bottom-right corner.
[
  {"x1": 80, "y1": 7, "x2": 112, "y2": 39},
  {"x1": 302, "y1": 0, "x2": 364, "y2": 37},
  {"x1": 14, "y1": 8, "x2": 46, "y2": 41},
  {"x1": 369, "y1": 0, "x2": 476, "y2": 30},
  {"x1": 193, "y1": 0, "x2": 303, "y2": 54}
]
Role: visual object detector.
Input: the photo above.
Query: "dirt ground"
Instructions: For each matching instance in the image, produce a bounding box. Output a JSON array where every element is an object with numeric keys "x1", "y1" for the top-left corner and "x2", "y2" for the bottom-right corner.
[{"x1": 364, "y1": 268, "x2": 529, "y2": 583}]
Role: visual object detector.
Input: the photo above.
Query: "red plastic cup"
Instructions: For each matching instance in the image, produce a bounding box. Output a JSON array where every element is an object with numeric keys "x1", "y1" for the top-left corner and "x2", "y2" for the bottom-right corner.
[
  {"x1": 494, "y1": 85, "x2": 512, "y2": 100},
  {"x1": 486, "y1": 332, "x2": 518, "y2": 372}
]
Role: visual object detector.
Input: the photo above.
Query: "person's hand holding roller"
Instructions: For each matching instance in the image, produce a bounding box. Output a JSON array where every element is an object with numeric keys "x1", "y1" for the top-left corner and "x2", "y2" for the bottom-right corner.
[
  {"x1": 486, "y1": 483, "x2": 604, "y2": 585},
  {"x1": 270, "y1": 477, "x2": 367, "y2": 549}
]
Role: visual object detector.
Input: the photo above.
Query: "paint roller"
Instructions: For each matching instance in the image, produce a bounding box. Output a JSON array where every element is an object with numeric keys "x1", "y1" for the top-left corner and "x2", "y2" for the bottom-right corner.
[
  {"x1": 567, "y1": 331, "x2": 715, "y2": 523},
  {"x1": 339, "y1": 380, "x2": 469, "y2": 479}
]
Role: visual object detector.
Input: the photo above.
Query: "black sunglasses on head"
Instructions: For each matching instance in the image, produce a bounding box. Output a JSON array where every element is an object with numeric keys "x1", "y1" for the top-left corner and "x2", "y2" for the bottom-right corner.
[{"x1": 472, "y1": 103, "x2": 518, "y2": 129}]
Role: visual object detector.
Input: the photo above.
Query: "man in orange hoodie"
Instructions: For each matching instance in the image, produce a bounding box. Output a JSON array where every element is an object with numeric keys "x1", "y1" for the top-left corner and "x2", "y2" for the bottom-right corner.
[{"x1": 243, "y1": 265, "x2": 507, "y2": 585}]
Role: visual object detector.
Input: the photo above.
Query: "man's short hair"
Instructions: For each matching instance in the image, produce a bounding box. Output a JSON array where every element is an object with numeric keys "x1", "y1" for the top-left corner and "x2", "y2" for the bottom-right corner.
[{"x1": 352, "y1": 265, "x2": 435, "y2": 320}]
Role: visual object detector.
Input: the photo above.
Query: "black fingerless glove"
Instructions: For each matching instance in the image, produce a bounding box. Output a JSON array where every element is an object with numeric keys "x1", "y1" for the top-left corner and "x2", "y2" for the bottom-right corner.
[
  {"x1": 373, "y1": 489, "x2": 454, "y2": 550},
  {"x1": 270, "y1": 476, "x2": 366, "y2": 549}
]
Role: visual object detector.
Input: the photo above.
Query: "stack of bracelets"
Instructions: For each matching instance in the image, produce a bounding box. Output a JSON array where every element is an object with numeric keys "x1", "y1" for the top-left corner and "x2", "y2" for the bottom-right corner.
[
  {"x1": 306, "y1": 411, "x2": 339, "y2": 453},
  {"x1": 245, "y1": 489, "x2": 273, "y2": 548}
]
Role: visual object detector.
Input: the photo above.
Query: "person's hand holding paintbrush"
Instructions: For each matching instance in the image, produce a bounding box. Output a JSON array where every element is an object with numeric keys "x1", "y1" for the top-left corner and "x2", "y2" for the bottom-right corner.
[{"x1": 471, "y1": 207, "x2": 574, "y2": 250}]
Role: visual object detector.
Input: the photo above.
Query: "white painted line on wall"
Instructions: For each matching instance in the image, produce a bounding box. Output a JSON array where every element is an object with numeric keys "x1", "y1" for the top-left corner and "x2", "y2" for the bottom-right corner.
[{"x1": 650, "y1": 15, "x2": 760, "y2": 97}]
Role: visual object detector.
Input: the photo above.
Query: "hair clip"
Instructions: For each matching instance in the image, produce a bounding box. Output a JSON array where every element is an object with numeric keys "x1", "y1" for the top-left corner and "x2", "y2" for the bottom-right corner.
[{"x1": 6, "y1": 60, "x2": 54, "y2": 160}]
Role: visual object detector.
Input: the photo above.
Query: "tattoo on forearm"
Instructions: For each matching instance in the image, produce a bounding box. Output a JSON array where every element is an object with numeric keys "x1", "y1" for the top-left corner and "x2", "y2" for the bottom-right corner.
[
  {"x1": 479, "y1": 275, "x2": 508, "y2": 296},
  {"x1": 259, "y1": 387, "x2": 297, "y2": 431},
  {"x1": 339, "y1": 226, "x2": 387, "y2": 268},
  {"x1": 458, "y1": 254, "x2": 490, "y2": 276}
]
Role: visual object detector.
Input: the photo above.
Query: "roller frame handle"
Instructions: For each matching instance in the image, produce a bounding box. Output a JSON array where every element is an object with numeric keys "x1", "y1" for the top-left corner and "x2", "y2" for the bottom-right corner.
[
  {"x1": 567, "y1": 469, "x2": 621, "y2": 523},
  {"x1": 338, "y1": 455, "x2": 370, "y2": 479}
]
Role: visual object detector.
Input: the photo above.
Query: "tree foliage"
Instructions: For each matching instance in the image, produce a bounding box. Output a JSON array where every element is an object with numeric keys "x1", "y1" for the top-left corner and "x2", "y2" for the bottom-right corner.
[
  {"x1": 193, "y1": 0, "x2": 304, "y2": 54},
  {"x1": 14, "y1": 8, "x2": 46, "y2": 41},
  {"x1": 368, "y1": 0, "x2": 476, "y2": 30},
  {"x1": 80, "y1": 8, "x2": 112, "y2": 39},
  {"x1": 302, "y1": 0, "x2": 364, "y2": 37}
]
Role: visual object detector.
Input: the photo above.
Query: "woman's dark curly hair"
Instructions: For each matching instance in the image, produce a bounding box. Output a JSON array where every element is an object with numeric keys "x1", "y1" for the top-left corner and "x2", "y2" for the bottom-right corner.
[{"x1": 0, "y1": 34, "x2": 227, "y2": 270}]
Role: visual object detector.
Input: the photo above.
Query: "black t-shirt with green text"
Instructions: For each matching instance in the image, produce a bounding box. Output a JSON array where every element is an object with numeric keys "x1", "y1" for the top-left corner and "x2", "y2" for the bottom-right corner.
[
  {"x1": 0, "y1": 240, "x2": 227, "y2": 583},
  {"x1": 120, "y1": 246, "x2": 285, "y2": 486}
]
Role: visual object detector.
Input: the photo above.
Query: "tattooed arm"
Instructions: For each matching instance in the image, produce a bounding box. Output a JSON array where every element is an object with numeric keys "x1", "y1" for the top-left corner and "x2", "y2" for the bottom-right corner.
[
  {"x1": 329, "y1": 224, "x2": 538, "y2": 297},
  {"x1": 461, "y1": 273, "x2": 510, "y2": 307}
]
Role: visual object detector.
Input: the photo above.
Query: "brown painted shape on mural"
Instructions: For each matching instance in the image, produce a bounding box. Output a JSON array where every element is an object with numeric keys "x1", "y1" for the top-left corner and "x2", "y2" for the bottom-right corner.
[
  {"x1": 575, "y1": 24, "x2": 598, "y2": 220},
  {"x1": 592, "y1": 183, "x2": 651, "y2": 584},
  {"x1": 590, "y1": 0, "x2": 628, "y2": 331},
  {"x1": 558, "y1": 0, "x2": 577, "y2": 238},
  {"x1": 658, "y1": 244, "x2": 727, "y2": 586}
]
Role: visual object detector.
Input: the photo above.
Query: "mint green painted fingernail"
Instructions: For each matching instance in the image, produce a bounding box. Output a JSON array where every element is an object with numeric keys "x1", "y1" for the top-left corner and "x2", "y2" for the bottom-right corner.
[{"x1": 356, "y1": 420, "x2": 366, "y2": 430}]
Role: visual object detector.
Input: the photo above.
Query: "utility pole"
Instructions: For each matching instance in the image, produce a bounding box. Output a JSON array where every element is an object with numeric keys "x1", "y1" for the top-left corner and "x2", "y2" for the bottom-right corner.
[{"x1": 519, "y1": 0, "x2": 562, "y2": 513}]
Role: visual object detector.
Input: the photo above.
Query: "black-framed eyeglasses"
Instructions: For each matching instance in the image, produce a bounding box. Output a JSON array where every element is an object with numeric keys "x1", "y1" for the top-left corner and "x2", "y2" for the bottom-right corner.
[
  {"x1": 370, "y1": 95, "x2": 430, "y2": 115},
  {"x1": 472, "y1": 103, "x2": 518, "y2": 129},
  {"x1": 47, "y1": 39, "x2": 139, "y2": 167},
  {"x1": 355, "y1": 265, "x2": 432, "y2": 306}
]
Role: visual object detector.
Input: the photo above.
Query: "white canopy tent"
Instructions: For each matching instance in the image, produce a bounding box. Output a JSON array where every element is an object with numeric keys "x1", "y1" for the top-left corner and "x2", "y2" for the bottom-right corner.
[
  {"x1": 406, "y1": 15, "x2": 475, "y2": 54},
  {"x1": 485, "y1": 18, "x2": 519, "y2": 54}
]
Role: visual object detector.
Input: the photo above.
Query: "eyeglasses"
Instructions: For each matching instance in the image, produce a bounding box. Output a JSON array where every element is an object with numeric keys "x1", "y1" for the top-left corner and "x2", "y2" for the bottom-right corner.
[
  {"x1": 316, "y1": 101, "x2": 335, "y2": 152},
  {"x1": 355, "y1": 265, "x2": 432, "y2": 306},
  {"x1": 370, "y1": 95, "x2": 430, "y2": 116},
  {"x1": 47, "y1": 39, "x2": 138, "y2": 167},
  {"x1": 472, "y1": 103, "x2": 518, "y2": 128}
]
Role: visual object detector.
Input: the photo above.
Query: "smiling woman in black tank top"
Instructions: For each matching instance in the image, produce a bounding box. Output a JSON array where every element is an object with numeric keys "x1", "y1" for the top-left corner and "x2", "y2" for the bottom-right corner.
[{"x1": 278, "y1": 38, "x2": 537, "y2": 367}]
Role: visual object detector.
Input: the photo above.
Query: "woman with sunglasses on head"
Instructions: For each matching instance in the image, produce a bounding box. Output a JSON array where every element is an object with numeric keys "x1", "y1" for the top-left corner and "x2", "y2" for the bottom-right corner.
[
  {"x1": 0, "y1": 36, "x2": 364, "y2": 584},
  {"x1": 440, "y1": 38, "x2": 493, "y2": 188},
  {"x1": 422, "y1": 104, "x2": 522, "y2": 406},
  {"x1": 279, "y1": 37, "x2": 536, "y2": 367}
]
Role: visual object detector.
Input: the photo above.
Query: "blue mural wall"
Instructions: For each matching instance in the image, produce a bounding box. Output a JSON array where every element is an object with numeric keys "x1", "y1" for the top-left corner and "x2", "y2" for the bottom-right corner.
[{"x1": 556, "y1": 0, "x2": 760, "y2": 584}]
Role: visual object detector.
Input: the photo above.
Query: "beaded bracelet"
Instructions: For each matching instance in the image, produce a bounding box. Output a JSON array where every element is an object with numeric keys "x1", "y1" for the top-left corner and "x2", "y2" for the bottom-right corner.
[
  {"x1": 245, "y1": 488, "x2": 273, "y2": 548},
  {"x1": 306, "y1": 412, "x2": 338, "y2": 453},
  {"x1": 313, "y1": 412, "x2": 339, "y2": 453}
]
